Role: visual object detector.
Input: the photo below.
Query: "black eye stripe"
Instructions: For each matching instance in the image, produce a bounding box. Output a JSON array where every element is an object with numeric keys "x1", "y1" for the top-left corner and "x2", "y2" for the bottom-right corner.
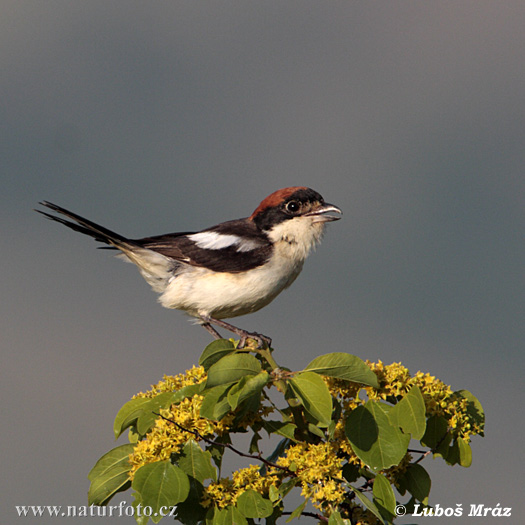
[{"x1": 252, "y1": 188, "x2": 326, "y2": 230}]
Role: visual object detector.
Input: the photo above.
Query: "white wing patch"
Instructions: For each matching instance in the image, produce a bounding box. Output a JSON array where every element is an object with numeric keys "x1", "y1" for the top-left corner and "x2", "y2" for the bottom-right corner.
[
  {"x1": 188, "y1": 232, "x2": 240, "y2": 250},
  {"x1": 235, "y1": 239, "x2": 262, "y2": 252},
  {"x1": 187, "y1": 231, "x2": 261, "y2": 252}
]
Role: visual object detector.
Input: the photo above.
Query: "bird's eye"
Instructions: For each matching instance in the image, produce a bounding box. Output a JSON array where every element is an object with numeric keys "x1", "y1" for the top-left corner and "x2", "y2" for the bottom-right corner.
[{"x1": 285, "y1": 201, "x2": 300, "y2": 213}]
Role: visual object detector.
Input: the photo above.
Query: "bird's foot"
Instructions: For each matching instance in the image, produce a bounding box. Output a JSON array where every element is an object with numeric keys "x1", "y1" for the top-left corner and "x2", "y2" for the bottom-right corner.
[
  {"x1": 238, "y1": 331, "x2": 272, "y2": 349},
  {"x1": 199, "y1": 316, "x2": 271, "y2": 349}
]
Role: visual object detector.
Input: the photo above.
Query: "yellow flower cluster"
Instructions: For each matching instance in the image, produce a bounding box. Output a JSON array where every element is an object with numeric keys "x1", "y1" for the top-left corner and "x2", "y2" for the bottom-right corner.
[
  {"x1": 203, "y1": 465, "x2": 280, "y2": 509},
  {"x1": 275, "y1": 442, "x2": 346, "y2": 509},
  {"x1": 372, "y1": 362, "x2": 483, "y2": 439},
  {"x1": 322, "y1": 360, "x2": 483, "y2": 487},
  {"x1": 276, "y1": 442, "x2": 341, "y2": 484},
  {"x1": 128, "y1": 366, "x2": 236, "y2": 479},
  {"x1": 128, "y1": 394, "x2": 234, "y2": 479},
  {"x1": 133, "y1": 365, "x2": 207, "y2": 399},
  {"x1": 327, "y1": 361, "x2": 483, "y2": 440},
  {"x1": 323, "y1": 376, "x2": 363, "y2": 409},
  {"x1": 331, "y1": 421, "x2": 364, "y2": 466},
  {"x1": 382, "y1": 452, "x2": 413, "y2": 484},
  {"x1": 203, "y1": 442, "x2": 348, "y2": 512},
  {"x1": 366, "y1": 361, "x2": 413, "y2": 400},
  {"x1": 128, "y1": 365, "x2": 277, "y2": 482}
]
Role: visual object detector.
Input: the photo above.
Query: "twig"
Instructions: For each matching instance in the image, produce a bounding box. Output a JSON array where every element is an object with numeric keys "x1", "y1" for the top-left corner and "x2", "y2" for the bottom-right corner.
[
  {"x1": 282, "y1": 511, "x2": 329, "y2": 523},
  {"x1": 155, "y1": 412, "x2": 296, "y2": 476},
  {"x1": 414, "y1": 450, "x2": 432, "y2": 464},
  {"x1": 358, "y1": 478, "x2": 374, "y2": 492},
  {"x1": 412, "y1": 429, "x2": 452, "y2": 465}
]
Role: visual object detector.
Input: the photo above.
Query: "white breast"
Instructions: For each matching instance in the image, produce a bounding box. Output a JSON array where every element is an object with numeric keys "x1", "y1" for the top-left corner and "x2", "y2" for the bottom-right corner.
[{"x1": 158, "y1": 243, "x2": 305, "y2": 319}]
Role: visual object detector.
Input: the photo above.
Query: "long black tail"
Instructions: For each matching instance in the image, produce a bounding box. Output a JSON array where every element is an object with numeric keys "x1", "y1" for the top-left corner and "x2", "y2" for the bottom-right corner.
[
  {"x1": 36, "y1": 201, "x2": 130, "y2": 248},
  {"x1": 37, "y1": 201, "x2": 176, "y2": 294}
]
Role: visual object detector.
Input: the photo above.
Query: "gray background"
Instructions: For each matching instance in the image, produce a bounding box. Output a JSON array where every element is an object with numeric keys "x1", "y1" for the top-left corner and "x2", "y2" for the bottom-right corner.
[{"x1": 2, "y1": 2, "x2": 524, "y2": 523}]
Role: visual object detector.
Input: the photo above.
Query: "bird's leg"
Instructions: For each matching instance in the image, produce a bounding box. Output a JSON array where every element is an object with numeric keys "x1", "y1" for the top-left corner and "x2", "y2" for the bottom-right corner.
[
  {"x1": 200, "y1": 321, "x2": 223, "y2": 340},
  {"x1": 199, "y1": 315, "x2": 272, "y2": 348}
]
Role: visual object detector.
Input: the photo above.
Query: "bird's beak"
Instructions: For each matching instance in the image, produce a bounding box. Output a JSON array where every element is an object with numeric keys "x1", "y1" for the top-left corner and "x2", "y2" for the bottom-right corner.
[{"x1": 306, "y1": 202, "x2": 343, "y2": 223}]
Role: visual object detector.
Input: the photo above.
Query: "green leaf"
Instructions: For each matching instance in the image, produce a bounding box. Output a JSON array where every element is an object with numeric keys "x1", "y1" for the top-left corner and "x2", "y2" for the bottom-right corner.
[
  {"x1": 278, "y1": 478, "x2": 299, "y2": 501},
  {"x1": 345, "y1": 400, "x2": 410, "y2": 470},
  {"x1": 435, "y1": 432, "x2": 454, "y2": 461},
  {"x1": 88, "y1": 444, "x2": 134, "y2": 505},
  {"x1": 199, "y1": 339, "x2": 236, "y2": 371},
  {"x1": 455, "y1": 389, "x2": 485, "y2": 436},
  {"x1": 342, "y1": 462, "x2": 360, "y2": 483},
  {"x1": 206, "y1": 354, "x2": 261, "y2": 388},
  {"x1": 269, "y1": 484, "x2": 280, "y2": 503},
  {"x1": 442, "y1": 433, "x2": 472, "y2": 467},
  {"x1": 305, "y1": 352, "x2": 379, "y2": 387},
  {"x1": 327, "y1": 419, "x2": 337, "y2": 440},
  {"x1": 444, "y1": 436, "x2": 472, "y2": 467},
  {"x1": 175, "y1": 477, "x2": 208, "y2": 525},
  {"x1": 211, "y1": 505, "x2": 248, "y2": 525},
  {"x1": 286, "y1": 498, "x2": 307, "y2": 522},
  {"x1": 179, "y1": 440, "x2": 217, "y2": 483},
  {"x1": 131, "y1": 491, "x2": 150, "y2": 525},
  {"x1": 207, "y1": 434, "x2": 230, "y2": 471},
  {"x1": 289, "y1": 371, "x2": 333, "y2": 427},
  {"x1": 348, "y1": 486, "x2": 385, "y2": 524},
  {"x1": 236, "y1": 489, "x2": 274, "y2": 519},
  {"x1": 456, "y1": 437, "x2": 472, "y2": 467},
  {"x1": 227, "y1": 371, "x2": 269, "y2": 410},
  {"x1": 420, "y1": 415, "x2": 448, "y2": 449},
  {"x1": 263, "y1": 421, "x2": 297, "y2": 441},
  {"x1": 328, "y1": 511, "x2": 352, "y2": 524},
  {"x1": 388, "y1": 385, "x2": 426, "y2": 440},
  {"x1": 175, "y1": 498, "x2": 207, "y2": 525},
  {"x1": 135, "y1": 391, "x2": 184, "y2": 437},
  {"x1": 226, "y1": 377, "x2": 247, "y2": 411},
  {"x1": 88, "y1": 443, "x2": 134, "y2": 482},
  {"x1": 398, "y1": 464, "x2": 431, "y2": 504},
  {"x1": 114, "y1": 386, "x2": 202, "y2": 440},
  {"x1": 132, "y1": 461, "x2": 190, "y2": 523},
  {"x1": 199, "y1": 384, "x2": 232, "y2": 421},
  {"x1": 113, "y1": 396, "x2": 155, "y2": 439},
  {"x1": 264, "y1": 438, "x2": 293, "y2": 472},
  {"x1": 373, "y1": 473, "x2": 396, "y2": 521},
  {"x1": 445, "y1": 438, "x2": 460, "y2": 465},
  {"x1": 249, "y1": 430, "x2": 262, "y2": 454},
  {"x1": 307, "y1": 422, "x2": 326, "y2": 439}
]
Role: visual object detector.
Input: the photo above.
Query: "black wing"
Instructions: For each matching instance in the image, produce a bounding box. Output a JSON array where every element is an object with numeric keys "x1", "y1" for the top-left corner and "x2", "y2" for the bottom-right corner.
[{"x1": 136, "y1": 219, "x2": 273, "y2": 273}]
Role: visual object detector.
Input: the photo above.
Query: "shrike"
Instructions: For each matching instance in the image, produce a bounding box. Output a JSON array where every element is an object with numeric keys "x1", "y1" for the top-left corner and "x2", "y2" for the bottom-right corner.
[{"x1": 37, "y1": 186, "x2": 341, "y2": 347}]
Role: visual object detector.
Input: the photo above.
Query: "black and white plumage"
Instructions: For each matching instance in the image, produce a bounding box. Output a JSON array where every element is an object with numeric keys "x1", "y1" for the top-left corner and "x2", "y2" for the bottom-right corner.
[{"x1": 37, "y1": 187, "x2": 342, "y2": 347}]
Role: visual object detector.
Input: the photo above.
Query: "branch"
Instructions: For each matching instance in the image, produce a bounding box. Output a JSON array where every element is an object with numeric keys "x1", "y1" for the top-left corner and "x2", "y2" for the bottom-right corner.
[
  {"x1": 414, "y1": 450, "x2": 432, "y2": 464},
  {"x1": 408, "y1": 447, "x2": 432, "y2": 464},
  {"x1": 407, "y1": 448, "x2": 427, "y2": 454},
  {"x1": 282, "y1": 511, "x2": 329, "y2": 523},
  {"x1": 411, "y1": 429, "x2": 452, "y2": 465},
  {"x1": 155, "y1": 412, "x2": 296, "y2": 477}
]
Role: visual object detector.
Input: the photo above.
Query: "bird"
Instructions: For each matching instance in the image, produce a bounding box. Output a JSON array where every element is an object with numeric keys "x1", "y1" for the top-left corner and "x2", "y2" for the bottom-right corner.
[{"x1": 37, "y1": 187, "x2": 342, "y2": 347}]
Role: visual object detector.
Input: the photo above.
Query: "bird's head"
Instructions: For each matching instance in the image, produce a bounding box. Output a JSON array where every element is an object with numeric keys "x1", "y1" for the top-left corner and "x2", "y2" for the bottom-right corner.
[{"x1": 250, "y1": 187, "x2": 342, "y2": 257}]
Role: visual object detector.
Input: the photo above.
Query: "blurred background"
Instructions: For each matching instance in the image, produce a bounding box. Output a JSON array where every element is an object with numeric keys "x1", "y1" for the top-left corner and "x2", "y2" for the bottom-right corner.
[{"x1": 2, "y1": 2, "x2": 524, "y2": 523}]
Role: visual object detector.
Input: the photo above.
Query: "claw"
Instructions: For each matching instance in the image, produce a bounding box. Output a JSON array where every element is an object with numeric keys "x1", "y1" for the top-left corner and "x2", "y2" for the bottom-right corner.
[
  {"x1": 199, "y1": 316, "x2": 271, "y2": 349},
  {"x1": 238, "y1": 332, "x2": 272, "y2": 349}
]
